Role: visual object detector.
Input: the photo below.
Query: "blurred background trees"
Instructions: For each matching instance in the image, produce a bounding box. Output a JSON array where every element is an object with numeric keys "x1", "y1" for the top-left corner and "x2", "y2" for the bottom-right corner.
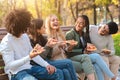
[
  {"x1": 0, "y1": 0, "x2": 119, "y2": 27},
  {"x1": 0, "y1": 0, "x2": 120, "y2": 56}
]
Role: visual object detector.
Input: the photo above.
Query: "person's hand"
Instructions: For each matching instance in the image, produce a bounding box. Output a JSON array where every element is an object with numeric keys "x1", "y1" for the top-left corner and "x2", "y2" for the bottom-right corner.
[
  {"x1": 46, "y1": 65, "x2": 56, "y2": 74},
  {"x1": 84, "y1": 43, "x2": 97, "y2": 54},
  {"x1": 66, "y1": 40, "x2": 78, "y2": 47},
  {"x1": 30, "y1": 44, "x2": 45, "y2": 58},
  {"x1": 64, "y1": 40, "x2": 78, "y2": 51},
  {"x1": 57, "y1": 41, "x2": 66, "y2": 48},
  {"x1": 46, "y1": 38, "x2": 58, "y2": 48},
  {"x1": 84, "y1": 48, "x2": 92, "y2": 54},
  {"x1": 86, "y1": 43, "x2": 97, "y2": 52},
  {"x1": 101, "y1": 49, "x2": 111, "y2": 54}
]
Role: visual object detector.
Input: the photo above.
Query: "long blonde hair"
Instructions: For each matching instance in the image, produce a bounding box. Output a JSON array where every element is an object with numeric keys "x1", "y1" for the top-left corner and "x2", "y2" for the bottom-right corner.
[{"x1": 45, "y1": 14, "x2": 65, "y2": 40}]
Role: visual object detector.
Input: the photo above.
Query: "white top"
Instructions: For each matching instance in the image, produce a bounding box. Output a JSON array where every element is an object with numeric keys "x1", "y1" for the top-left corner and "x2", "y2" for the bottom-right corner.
[
  {"x1": 89, "y1": 25, "x2": 115, "y2": 55},
  {"x1": 0, "y1": 33, "x2": 49, "y2": 79}
]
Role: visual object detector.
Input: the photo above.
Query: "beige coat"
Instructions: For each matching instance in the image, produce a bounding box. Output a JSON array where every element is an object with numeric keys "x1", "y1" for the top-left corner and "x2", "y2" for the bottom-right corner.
[
  {"x1": 51, "y1": 43, "x2": 67, "y2": 60},
  {"x1": 48, "y1": 34, "x2": 68, "y2": 60}
]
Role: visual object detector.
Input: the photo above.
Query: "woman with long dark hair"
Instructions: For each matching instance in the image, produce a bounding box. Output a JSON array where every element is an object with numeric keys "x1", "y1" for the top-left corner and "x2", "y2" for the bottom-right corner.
[
  {"x1": 27, "y1": 18, "x2": 78, "y2": 80},
  {"x1": 66, "y1": 15, "x2": 116, "y2": 80},
  {"x1": 0, "y1": 9, "x2": 64, "y2": 80},
  {"x1": 45, "y1": 14, "x2": 96, "y2": 80}
]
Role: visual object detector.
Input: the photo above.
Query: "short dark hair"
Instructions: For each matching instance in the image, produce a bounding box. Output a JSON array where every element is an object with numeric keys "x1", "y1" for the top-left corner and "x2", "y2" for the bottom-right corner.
[
  {"x1": 3, "y1": 9, "x2": 32, "y2": 37},
  {"x1": 107, "y1": 22, "x2": 118, "y2": 34}
]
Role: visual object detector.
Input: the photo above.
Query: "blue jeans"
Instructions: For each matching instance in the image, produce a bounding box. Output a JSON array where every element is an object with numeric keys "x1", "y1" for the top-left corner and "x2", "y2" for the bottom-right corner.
[
  {"x1": 47, "y1": 59, "x2": 78, "y2": 80},
  {"x1": 89, "y1": 53, "x2": 114, "y2": 80},
  {"x1": 63, "y1": 69, "x2": 71, "y2": 80},
  {"x1": 11, "y1": 65, "x2": 64, "y2": 80}
]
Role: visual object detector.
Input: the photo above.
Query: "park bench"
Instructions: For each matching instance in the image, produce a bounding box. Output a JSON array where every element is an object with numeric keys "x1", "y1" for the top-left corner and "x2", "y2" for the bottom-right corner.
[
  {"x1": 0, "y1": 27, "x2": 87, "y2": 80},
  {"x1": 0, "y1": 27, "x2": 81, "y2": 80},
  {"x1": 0, "y1": 28, "x2": 8, "y2": 80}
]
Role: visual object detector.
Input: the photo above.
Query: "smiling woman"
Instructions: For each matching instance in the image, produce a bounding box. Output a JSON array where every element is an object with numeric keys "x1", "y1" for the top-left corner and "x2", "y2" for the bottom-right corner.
[{"x1": 27, "y1": 17, "x2": 78, "y2": 80}]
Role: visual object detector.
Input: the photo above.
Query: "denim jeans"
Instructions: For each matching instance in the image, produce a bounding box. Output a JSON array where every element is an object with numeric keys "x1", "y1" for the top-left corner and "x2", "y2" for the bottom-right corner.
[
  {"x1": 63, "y1": 69, "x2": 71, "y2": 80},
  {"x1": 11, "y1": 65, "x2": 64, "y2": 80},
  {"x1": 89, "y1": 53, "x2": 114, "y2": 80},
  {"x1": 47, "y1": 59, "x2": 78, "y2": 80}
]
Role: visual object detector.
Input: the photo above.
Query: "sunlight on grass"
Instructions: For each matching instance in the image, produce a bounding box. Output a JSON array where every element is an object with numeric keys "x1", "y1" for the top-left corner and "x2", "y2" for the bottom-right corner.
[{"x1": 112, "y1": 33, "x2": 120, "y2": 56}]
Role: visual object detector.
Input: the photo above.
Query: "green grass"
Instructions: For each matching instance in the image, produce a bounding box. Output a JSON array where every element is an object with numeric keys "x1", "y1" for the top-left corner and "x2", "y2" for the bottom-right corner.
[{"x1": 113, "y1": 33, "x2": 120, "y2": 56}]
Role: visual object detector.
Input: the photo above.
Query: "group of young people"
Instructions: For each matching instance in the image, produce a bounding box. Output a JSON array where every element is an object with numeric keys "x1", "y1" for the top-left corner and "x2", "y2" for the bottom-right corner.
[{"x1": 0, "y1": 8, "x2": 119, "y2": 80}]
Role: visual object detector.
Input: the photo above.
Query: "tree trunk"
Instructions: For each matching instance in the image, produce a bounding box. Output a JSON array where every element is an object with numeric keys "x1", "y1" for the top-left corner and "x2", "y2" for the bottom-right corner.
[
  {"x1": 69, "y1": 0, "x2": 76, "y2": 22},
  {"x1": 57, "y1": 0, "x2": 61, "y2": 14},
  {"x1": 23, "y1": 0, "x2": 27, "y2": 9},
  {"x1": 9, "y1": 0, "x2": 16, "y2": 10},
  {"x1": 39, "y1": 0, "x2": 42, "y2": 18},
  {"x1": 34, "y1": 0, "x2": 40, "y2": 18},
  {"x1": 106, "y1": 5, "x2": 113, "y2": 22},
  {"x1": 76, "y1": 1, "x2": 79, "y2": 19},
  {"x1": 93, "y1": 4, "x2": 97, "y2": 25},
  {"x1": 13, "y1": 0, "x2": 16, "y2": 9},
  {"x1": 55, "y1": 0, "x2": 57, "y2": 8},
  {"x1": 119, "y1": 0, "x2": 120, "y2": 25}
]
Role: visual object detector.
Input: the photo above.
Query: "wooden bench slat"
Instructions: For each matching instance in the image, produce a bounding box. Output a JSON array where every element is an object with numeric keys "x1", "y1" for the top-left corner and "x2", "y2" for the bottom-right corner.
[
  {"x1": 0, "y1": 28, "x2": 7, "y2": 41},
  {"x1": 0, "y1": 27, "x2": 73, "y2": 80},
  {"x1": 0, "y1": 68, "x2": 5, "y2": 74},
  {"x1": 0, "y1": 74, "x2": 8, "y2": 80},
  {"x1": 0, "y1": 52, "x2": 8, "y2": 79},
  {"x1": 0, "y1": 60, "x2": 5, "y2": 66},
  {"x1": 0, "y1": 55, "x2": 2, "y2": 59},
  {"x1": 0, "y1": 55, "x2": 5, "y2": 67},
  {"x1": 61, "y1": 26, "x2": 73, "y2": 33}
]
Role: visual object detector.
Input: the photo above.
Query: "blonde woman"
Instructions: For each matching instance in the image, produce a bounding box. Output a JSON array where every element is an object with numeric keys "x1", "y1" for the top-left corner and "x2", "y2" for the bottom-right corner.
[
  {"x1": 45, "y1": 14, "x2": 96, "y2": 80},
  {"x1": 27, "y1": 18, "x2": 78, "y2": 80},
  {"x1": 0, "y1": 9, "x2": 64, "y2": 80}
]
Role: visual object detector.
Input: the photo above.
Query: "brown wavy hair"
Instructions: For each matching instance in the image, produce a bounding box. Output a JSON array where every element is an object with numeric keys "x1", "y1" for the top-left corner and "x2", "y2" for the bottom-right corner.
[
  {"x1": 28, "y1": 19, "x2": 43, "y2": 41},
  {"x1": 28, "y1": 18, "x2": 47, "y2": 46},
  {"x1": 3, "y1": 9, "x2": 32, "y2": 37}
]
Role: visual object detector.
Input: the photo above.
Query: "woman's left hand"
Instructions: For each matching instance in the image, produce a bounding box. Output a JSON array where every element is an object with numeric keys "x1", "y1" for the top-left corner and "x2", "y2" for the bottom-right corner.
[
  {"x1": 84, "y1": 48, "x2": 92, "y2": 54},
  {"x1": 65, "y1": 40, "x2": 78, "y2": 46},
  {"x1": 29, "y1": 44, "x2": 45, "y2": 58},
  {"x1": 84, "y1": 43, "x2": 97, "y2": 54},
  {"x1": 58, "y1": 41, "x2": 66, "y2": 48},
  {"x1": 46, "y1": 38, "x2": 58, "y2": 47}
]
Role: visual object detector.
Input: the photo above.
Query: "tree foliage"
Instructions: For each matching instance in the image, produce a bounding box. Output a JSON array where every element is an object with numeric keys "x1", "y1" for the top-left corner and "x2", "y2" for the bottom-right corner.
[
  {"x1": 113, "y1": 33, "x2": 120, "y2": 56},
  {"x1": 95, "y1": 0, "x2": 111, "y2": 6},
  {"x1": 0, "y1": 0, "x2": 120, "y2": 27}
]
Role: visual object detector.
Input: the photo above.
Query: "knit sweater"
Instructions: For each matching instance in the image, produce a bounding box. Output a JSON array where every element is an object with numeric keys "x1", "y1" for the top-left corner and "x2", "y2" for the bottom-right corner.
[
  {"x1": 0, "y1": 33, "x2": 49, "y2": 79},
  {"x1": 89, "y1": 25, "x2": 115, "y2": 55}
]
